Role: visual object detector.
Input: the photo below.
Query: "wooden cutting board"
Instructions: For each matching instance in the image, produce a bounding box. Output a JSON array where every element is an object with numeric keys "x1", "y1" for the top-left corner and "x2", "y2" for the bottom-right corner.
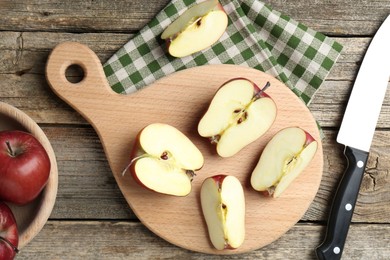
[{"x1": 45, "y1": 42, "x2": 323, "y2": 255}]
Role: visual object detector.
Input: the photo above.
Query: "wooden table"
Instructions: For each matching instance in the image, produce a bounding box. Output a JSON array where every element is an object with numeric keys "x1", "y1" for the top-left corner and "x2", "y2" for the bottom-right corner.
[{"x1": 1, "y1": 1, "x2": 389, "y2": 259}]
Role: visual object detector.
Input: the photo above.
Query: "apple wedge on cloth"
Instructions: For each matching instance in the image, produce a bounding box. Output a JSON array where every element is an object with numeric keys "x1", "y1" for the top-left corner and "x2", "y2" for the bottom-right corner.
[
  {"x1": 124, "y1": 123, "x2": 204, "y2": 196},
  {"x1": 161, "y1": 0, "x2": 228, "y2": 58},
  {"x1": 200, "y1": 175, "x2": 245, "y2": 250},
  {"x1": 198, "y1": 78, "x2": 277, "y2": 157},
  {"x1": 251, "y1": 127, "x2": 318, "y2": 198}
]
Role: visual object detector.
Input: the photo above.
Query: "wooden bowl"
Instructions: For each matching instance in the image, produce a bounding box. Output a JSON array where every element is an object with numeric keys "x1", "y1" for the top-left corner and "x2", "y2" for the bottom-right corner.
[{"x1": 0, "y1": 102, "x2": 58, "y2": 249}]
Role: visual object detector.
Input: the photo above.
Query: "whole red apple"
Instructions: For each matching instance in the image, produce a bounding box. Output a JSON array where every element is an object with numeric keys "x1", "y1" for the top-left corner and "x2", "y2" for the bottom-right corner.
[
  {"x1": 0, "y1": 202, "x2": 19, "y2": 260},
  {"x1": 0, "y1": 130, "x2": 51, "y2": 205}
]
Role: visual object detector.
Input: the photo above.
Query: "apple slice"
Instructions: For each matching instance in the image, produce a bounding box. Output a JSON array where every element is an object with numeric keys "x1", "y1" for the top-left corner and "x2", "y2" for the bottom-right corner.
[
  {"x1": 200, "y1": 175, "x2": 245, "y2": 250},
  {"x1": 198, "y1": 78, "x2": 277, "y2": 157},
  {"x1": 124, "y1": 123, "x2": 204, "y2": 196},
  {"x1": 161, "y1": 0, "x2": 228, "y2": 58},
  {"x1": 250, "y1": 127, "x2": 318, "y2": 198}
]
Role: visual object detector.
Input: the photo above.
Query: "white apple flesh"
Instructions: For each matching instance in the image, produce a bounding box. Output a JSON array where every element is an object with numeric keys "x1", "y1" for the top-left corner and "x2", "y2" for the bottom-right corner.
[
  {"x1": 250, "y1": 127, "x2": 318, "y2": 198},
  {"x1": 161, "y1": 0, "x2": 228, "y2": 58},
  {"x1": 126, "y1": 123, "x2": 204, "y2": 196},
  {"x1": 200, "y1": 175, "x2": 245, "y2": 250},
  {"x1": 198, "y1": 78, "x2": 277, "y2": 157}
]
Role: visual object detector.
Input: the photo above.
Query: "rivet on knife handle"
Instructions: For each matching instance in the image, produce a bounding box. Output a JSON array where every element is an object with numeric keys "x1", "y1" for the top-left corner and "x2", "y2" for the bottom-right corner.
[{"x1": 316, "y1": 146, "x2": 368, "y2": 260}]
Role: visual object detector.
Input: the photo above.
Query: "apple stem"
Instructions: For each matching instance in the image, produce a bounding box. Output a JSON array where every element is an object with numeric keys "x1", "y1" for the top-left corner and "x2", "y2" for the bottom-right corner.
[
  {"x1": 267, "y1": 186, "x2": 276, "y2": 196},
  {"x1": 209, "y1": 135, "x2": 220, "y2": 144},
  {"x1": 253, "y1": 81, "x2": 271, "y2": 100},
  {"x1": 121, "y1": 154, "x2": 149, "y2": 176},
  {"x1": 186, "y1": 170, "x2": 196, "y2": 181},
  {"x1": 5, "y1": 141, "x2": 15, "y2": 157},
  {"x1": 0, "y1": 236, "x2": 19, "y2": 254}
]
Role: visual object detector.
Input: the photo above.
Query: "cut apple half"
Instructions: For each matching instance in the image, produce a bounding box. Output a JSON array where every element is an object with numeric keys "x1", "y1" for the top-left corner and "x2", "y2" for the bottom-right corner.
[
  {"x1": 124, "y1": 123, "x2": 204, "y2": 196},
  {"x1": 200, "y1": 175, "x2": 245, "y2": 250},
  {"x1": 161, "y1": 0, "x2": 228, "y2": 58},
  {"x1": 250, "y1": 127, "x2": 318, "y2": 198},
  {"x1": 198, "y1": 78, "x2": 277, "y2": 157}
]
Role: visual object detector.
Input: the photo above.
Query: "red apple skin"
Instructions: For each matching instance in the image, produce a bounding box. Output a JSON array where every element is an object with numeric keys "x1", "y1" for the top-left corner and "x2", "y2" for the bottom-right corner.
[
  {"x1": 211, "y1": 174, "x2": 227, "y2": 189},
  {"x1": 128, "y1": 134, "x2": 151, "y2": 191},
  {"x1": 0, "y1": 130, "x2": 51, "y2": 205},
  {"x1": 252, "y1": 81, "x2": 271, "y2": 99},
  {"x1": 304, "y1": 130, "x2": 316, "y2": 146},
  {"x1": 0, "y1": 202, "x2": 19, "y2": 260}
]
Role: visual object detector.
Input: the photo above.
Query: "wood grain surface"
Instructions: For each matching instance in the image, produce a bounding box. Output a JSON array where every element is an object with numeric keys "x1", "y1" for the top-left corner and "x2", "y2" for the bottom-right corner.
[{"x1": 0, "y1": 0, "x2": 389, "y2": 259}]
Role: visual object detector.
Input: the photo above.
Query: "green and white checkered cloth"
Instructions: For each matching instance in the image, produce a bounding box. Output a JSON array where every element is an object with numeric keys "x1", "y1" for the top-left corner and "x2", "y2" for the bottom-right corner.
[{"x1": 103, "y1": 0, "x2": 343, "y2": 105}]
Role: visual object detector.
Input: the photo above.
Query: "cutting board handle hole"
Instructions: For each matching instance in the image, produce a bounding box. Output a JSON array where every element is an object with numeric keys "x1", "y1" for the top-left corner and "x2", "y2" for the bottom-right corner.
[{"x1": 65, "y1": 64, "x2": 85, "y2": 84}]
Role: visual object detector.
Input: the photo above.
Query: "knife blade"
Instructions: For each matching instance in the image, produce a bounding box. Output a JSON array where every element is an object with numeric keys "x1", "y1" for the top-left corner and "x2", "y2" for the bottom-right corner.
[{"x1": 316, "y1": 15, "x2": 390, "y2": 260}]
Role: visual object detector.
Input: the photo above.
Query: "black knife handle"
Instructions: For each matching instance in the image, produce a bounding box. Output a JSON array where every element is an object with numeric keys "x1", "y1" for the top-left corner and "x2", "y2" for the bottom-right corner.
[{"x1": 316, "y1": 146, "x2": 369, "y2": 260}]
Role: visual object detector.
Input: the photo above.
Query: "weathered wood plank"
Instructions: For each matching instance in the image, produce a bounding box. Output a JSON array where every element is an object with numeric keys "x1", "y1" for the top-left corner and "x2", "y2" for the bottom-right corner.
[
  {"x1": 16, "y1": 221, "x2": 390, "y2": 260},
  {"x1": 262, "y1": 0, "x2": 390, "y2": 36},
  {"x1": 39, "y1": 126, "x2": 390, "y2": 223},
  {"x1": 310, "y1": 82, "x2": 390, "y2": 128},
  {"x1": 1, "y1": 0, "x2": 389, "y2": 35},
  {"x1": 0, "y1": 31, "x2": 132, "y2": 76},
  {"x1": 0, "y1": 0, "x2": 170, "y2": 33}
]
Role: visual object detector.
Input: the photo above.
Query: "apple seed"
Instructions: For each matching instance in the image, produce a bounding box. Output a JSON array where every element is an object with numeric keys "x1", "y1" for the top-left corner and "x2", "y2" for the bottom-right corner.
[
  {"x1": 196, "y1": 17, "x2": 202, "y2": 27},
  {"x1": 160, "y1": 151, "x2": 169, "y2": 160}
]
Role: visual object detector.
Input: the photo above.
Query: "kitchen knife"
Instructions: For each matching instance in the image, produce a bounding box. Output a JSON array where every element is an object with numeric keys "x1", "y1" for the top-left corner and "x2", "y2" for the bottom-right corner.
[{"x1": 316, "y1": 15, "x2": 390, "y2": 260}]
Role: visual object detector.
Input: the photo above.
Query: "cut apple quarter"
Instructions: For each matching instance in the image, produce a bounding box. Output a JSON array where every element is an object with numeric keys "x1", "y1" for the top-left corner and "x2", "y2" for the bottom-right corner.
[
  {"x1": 250, "y1": 127, "x2": 318, "y2": 198},
  {"x1": 161, "y1": 0, "x2": 228, "y2": 58},
  {"x1": 198, "y1": 78, "x2": 277, "y2": 157},
  {"x1": 125, "y1": 123, "x2": 204, "y2": 196},
  {"x1": 200, "y1": 175, "x2": 245, "y2": 250}
]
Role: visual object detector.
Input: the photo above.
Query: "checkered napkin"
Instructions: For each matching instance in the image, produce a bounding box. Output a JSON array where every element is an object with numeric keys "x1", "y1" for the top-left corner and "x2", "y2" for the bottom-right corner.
[{"x1": 103, "y1": 0, "x2": 342, "y2": 105}]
